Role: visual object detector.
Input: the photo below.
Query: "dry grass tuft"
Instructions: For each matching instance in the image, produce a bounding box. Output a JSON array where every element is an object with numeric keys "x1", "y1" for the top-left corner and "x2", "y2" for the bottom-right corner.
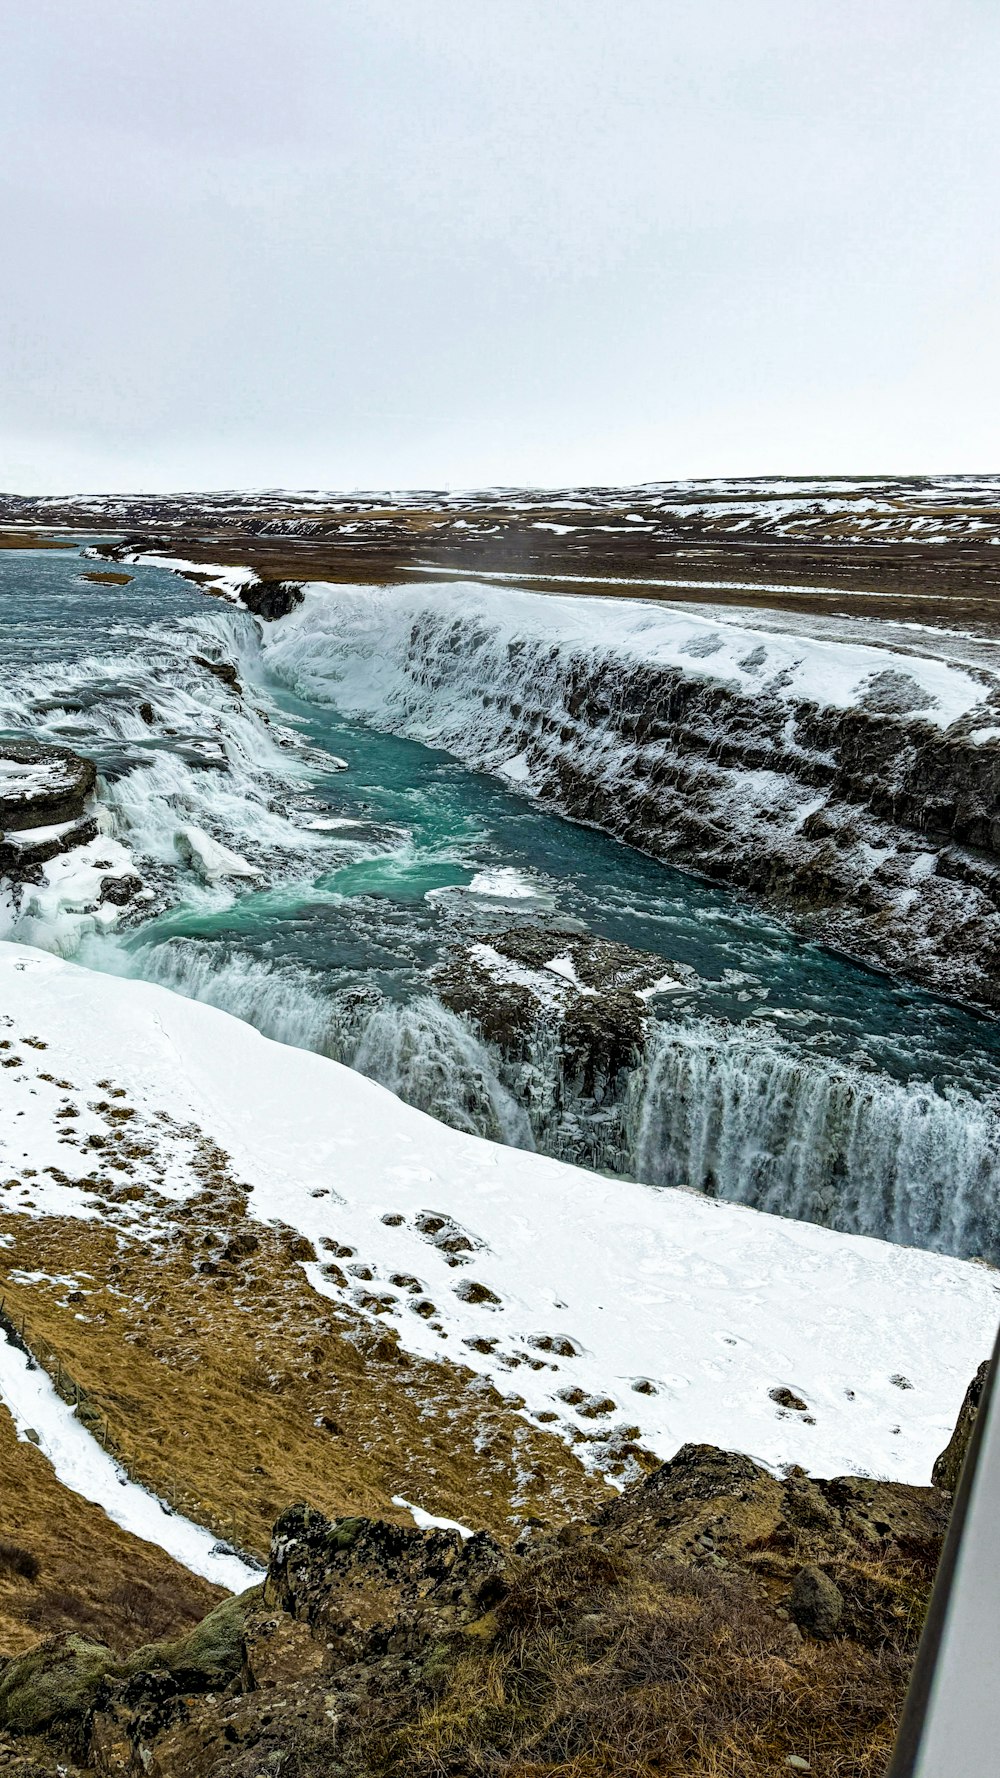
[{"x1": 358, "y1": 1548, "x2": 916, "y2": 1778}]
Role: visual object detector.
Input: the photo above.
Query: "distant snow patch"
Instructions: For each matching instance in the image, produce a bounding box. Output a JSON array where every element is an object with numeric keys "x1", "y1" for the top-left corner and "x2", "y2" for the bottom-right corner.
[{"x1": 392, "y1": 1495, "x2": 474, "y2": 1539}]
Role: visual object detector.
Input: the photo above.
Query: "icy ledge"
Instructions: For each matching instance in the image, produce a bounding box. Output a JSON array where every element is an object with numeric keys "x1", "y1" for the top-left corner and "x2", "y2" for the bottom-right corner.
[{"x1": 1, "y1": 941, "x2": 997, "y2": 1488}]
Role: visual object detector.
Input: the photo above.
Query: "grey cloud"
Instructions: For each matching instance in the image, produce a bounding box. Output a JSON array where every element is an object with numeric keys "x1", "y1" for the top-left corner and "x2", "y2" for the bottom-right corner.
[{"x1": 2, "y1": 0, "x2": 998, "y2": 490}]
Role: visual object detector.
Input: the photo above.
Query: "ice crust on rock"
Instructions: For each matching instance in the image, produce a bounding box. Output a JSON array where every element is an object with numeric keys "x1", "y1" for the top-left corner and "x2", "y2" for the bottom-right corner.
[{"x1": 175, "y1": 825, "x2": 262, "y2": 884}]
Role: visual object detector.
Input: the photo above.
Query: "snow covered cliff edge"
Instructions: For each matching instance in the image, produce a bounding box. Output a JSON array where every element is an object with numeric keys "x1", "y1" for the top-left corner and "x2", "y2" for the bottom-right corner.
[{"x1": 260, "y1": 582, "x2": 1000, "y2": 1008}]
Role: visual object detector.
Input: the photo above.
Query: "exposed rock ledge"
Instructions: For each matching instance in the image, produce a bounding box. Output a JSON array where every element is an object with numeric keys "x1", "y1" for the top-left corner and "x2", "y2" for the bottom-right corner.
[
  {"x1": 432, "y1": 926, "x2": 689, "y2": 1173},
  {"x1": 433, "y1": 926, "x2": 687, "y2": 1101},
  {"x1": 312, "y1": 585, "x2": 1000, "y2": 1011},
  {"x1": 0, "y1": 741, "x2": 97, "y2": 881},
  {"x1": 0, "y1": 1425, "x2": 972, "y2": 1778},
  {"x1": 516, "y1": 664, "x2": 1000, "y2": 1011}
]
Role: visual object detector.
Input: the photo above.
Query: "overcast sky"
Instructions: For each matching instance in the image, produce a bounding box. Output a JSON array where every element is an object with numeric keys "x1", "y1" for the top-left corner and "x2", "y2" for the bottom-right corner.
[{"x1": 2, "y1": 1, "x2": 998, "y2": 493}]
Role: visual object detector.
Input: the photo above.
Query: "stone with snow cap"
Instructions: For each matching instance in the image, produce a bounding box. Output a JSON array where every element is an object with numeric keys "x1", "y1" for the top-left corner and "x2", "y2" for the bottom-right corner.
[
  {"x1": 0, "y1": 740, "x2": 99, "y2": 882},
  {"x1": 0, "y1": 739, "x2": 96, "y2": 833}
]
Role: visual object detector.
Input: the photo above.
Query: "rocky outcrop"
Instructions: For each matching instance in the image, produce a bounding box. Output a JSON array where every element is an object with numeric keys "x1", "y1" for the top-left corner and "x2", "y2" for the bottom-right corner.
[
  {"x1": 513, "y1": 658, "x2": 1000, "y2": 1011},
  {"x1": 0, "y1": 1432, "x2": 957, "y2": 1777},
  {"x1": 0, "y1": 742, "x2": 98, "y2": 882},
  {"x1": 0, "y1": 741, "x2": 95, "y2": 833},
  {"x1": 191, "y1": 654, "x2": 242, "y2": 694},
  {"x1": 434, "y1": 927, "x2": 680, "y2": 1095},
  {"x1": 932, "y1": 1357, "x2": 991, "y2": 1491},
  {"x1": 432, "y1": 927, "x2": 687, "y2": 1171},
  {"x1": 267, "y1": 1505, "x2": 507, "y2": 1647},
  {"x1": 238, "y1": 578, "x2": 304, "y2": 622}
]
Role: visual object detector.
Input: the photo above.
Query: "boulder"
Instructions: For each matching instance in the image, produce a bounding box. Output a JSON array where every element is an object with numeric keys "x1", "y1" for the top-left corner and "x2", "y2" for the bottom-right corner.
[
  {"x1": 266, "y1": 1504, "x2": 507, "y2": 1650},
  {"x1": 98, "y1": 873, "x2": 143, "y2": 907},
  {"x1": 789, "y1": 1564, "x2": 843, "y2": 1639},
  {"x1": 0, "y1": 1635, "x2": 115, "y2": 1743},
  {"x1": 125, "y1": 1586, "x2": 261, "y2": 1692}
]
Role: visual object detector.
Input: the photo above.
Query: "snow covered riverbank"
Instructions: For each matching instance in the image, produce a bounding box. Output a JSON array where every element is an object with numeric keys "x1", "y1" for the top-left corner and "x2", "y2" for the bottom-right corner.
[{"x1": 1, "y1": 942, "x2": 996, "y2": 1488}]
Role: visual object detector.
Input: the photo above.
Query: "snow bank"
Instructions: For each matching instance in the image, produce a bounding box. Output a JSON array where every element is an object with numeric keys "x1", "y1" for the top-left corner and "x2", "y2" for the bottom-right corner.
[
  {"x1": 124, "y1": 555, "x2": 257, "y2": 603},
  {"x1": 1, "y1": 943, "x2": 996, "y2": 1487}
]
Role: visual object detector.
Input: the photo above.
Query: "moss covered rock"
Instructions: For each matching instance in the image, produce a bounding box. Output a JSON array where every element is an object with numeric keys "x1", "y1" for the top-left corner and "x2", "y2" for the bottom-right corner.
[{"x1": 0, "y1": 1634, "x2": 115, "y2": 1740}]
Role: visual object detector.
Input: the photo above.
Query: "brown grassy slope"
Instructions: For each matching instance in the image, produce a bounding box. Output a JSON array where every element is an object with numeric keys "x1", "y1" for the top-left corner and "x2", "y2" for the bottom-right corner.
[
  {"x1": 0, "y1": 533, "x2": 70, "y2": 551},
  {"x1": 0, "y1": 1407, "x2": 223, "y2": 1659},
  {"x1": 0, "y1": 1011, "x2": 610, "y2": 1657},
  {"x1": 95, "y1": 514, "x2": 1000, "y2": 633},
  {"x1": 0, "y1": 1171, "x2": 609, "y2": 1562}
]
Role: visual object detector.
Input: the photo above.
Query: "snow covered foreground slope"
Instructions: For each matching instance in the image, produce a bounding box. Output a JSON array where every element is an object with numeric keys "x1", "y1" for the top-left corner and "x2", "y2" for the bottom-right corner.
[{"x1": 1, "y1": 942, "x2": 996, "y2": 1488}]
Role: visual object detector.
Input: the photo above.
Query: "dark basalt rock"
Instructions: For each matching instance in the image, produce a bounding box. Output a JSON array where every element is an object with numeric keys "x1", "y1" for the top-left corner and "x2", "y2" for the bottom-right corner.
[
  {"x1": 239, "y1": 579, "x2": 303, "y2": 622},
  {"x1": 0, "y1": 739, "x2": 96, "y2": 832},
  {"x1": 0, "y1": 740, "x2": 99, "y2": 882},
  {"x1": 191, "y1": 654, "x2": 242, "y2": 693},
  {"x1": 431, "y1": 925, "x2": 691, "y2": 1173},
  {"x1": 433, "y1": 926, "x2": 680, "y2": 1104},
  {"x1": 267, "y1": 1505, "x2": 507, "y2": 1649},
  {"x1": 932, "y1": 1358, "x2": 991, "y2": 1491},
  {"x1": 789, "y1": 1564, "x2": 844, "y2": 1638},
  {"x1": 0, "y1": 816, "x2": 98, "y2": 881},
  {"x1": 98, "y1": 872, "x2": 143, "y2": 907}
]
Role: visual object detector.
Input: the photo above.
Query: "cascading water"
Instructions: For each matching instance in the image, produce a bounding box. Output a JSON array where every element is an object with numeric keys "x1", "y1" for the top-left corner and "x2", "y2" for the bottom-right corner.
[
  {"x1": 99, "y1": 933, "x2": 1000, "y2": 1261},
  {"x1": 4, "y1": 546, "x2": 1000, "y2": 1265},
  {"x1": 626, "y1": 1020, "x2": 1000, "y2": 1259},
  {"x1": 113, "y1": 937, "x2": 533, "y2": 1148}
]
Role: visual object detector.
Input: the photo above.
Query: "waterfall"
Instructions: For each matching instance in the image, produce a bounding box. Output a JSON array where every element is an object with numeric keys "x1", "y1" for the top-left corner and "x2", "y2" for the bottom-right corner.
[
  {"x1": 9, "y1": 566, "x2": 1000, "y2": 1268},
  {"x1": 627, "y1": 1019, "x2": 1000, "y2": 1261},
  {"x1": 100, "y1": 938, "x2": 1000, "y2": 1263}
]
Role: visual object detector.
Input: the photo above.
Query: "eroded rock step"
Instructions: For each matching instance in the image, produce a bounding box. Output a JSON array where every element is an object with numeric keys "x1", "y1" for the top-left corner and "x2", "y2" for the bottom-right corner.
[
  {"x1": 0, "y1": 741, "x2": 98, "y2": 880},
  {"x1": 0, "y1": 1417, "x2": 976, "y2": 1778}
]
